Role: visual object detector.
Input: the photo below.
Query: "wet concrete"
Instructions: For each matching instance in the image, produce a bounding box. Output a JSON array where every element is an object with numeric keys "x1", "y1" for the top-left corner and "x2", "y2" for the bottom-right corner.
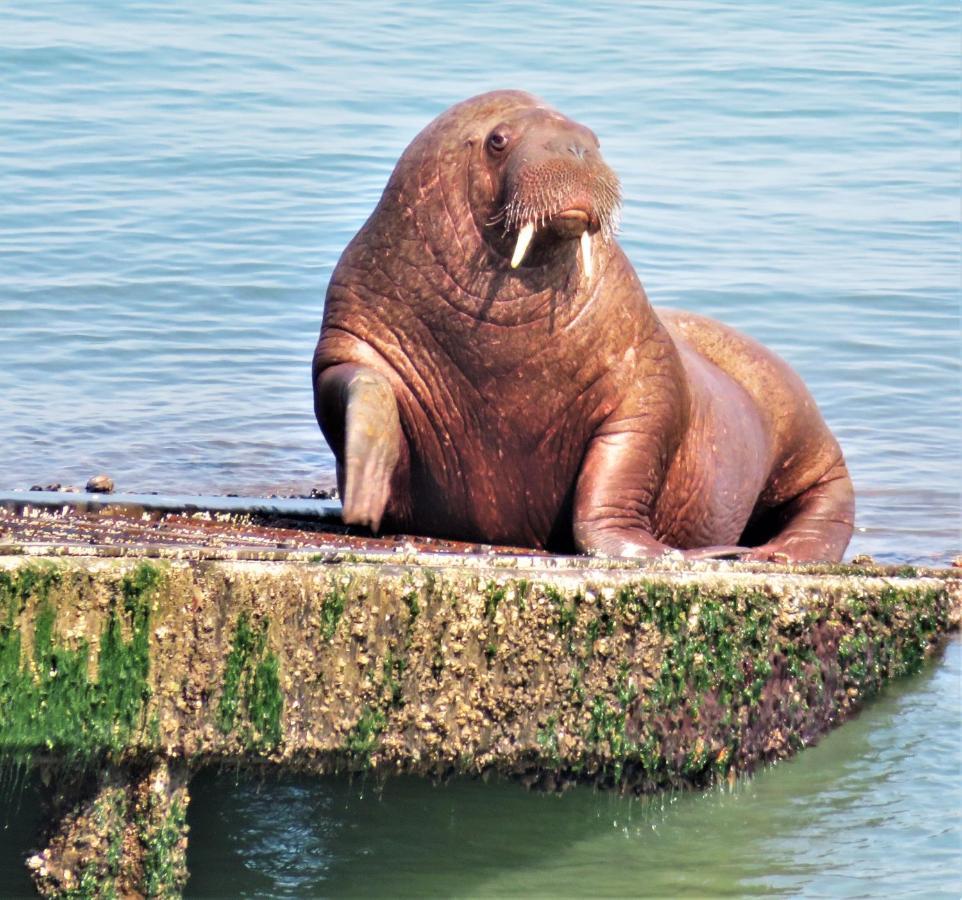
[{"x1": 0, "y1": 492, "x2": 540, "y2": 561}]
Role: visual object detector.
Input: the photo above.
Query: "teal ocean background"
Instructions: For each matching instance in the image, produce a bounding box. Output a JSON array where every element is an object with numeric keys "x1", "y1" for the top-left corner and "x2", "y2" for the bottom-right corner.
[{"x1": 1, "y1": 1, "x2": 959, "y2": 896}]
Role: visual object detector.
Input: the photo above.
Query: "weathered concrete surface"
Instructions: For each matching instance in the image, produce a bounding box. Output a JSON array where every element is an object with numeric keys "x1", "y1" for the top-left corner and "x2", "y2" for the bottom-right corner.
[
  {"x1": 0, "y1": 502, "x2": 959, "y2": 896},
  {"x1": 2, "y1": 552, "x2": 957, "y2": 776},
  {"x1": 0, "y1": 492, "x2": 530, "y2": 560}
]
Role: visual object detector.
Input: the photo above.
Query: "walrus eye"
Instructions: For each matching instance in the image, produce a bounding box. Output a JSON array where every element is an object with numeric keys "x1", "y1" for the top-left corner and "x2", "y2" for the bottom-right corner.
[{"x1": 487, "y1": 131, "x2": 509, "y2": 153}]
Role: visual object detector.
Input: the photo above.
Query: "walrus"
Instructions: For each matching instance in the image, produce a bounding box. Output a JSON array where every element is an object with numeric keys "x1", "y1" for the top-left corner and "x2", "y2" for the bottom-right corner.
[{"x1": 312, "y1": 91, "x2": 854, "y2": 562}]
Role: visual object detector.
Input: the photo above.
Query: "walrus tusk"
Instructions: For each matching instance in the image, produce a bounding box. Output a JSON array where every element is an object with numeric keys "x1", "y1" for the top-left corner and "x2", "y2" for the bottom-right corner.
[
  {"x1": 580, "y1": 230, "x2": 593, "y2": 278},
  {"x1": 510, "y1": 222, "x2": 535, "y2": 268}
]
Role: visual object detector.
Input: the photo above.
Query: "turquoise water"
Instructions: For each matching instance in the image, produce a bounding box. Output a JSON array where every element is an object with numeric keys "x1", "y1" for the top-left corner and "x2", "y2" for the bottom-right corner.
[{"x1": 1, "y1": 1, "x2": 959, "y2": 895}]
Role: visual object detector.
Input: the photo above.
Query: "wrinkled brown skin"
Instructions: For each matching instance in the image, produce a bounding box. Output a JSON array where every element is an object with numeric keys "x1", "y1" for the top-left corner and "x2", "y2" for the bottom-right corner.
[{"x1": 313, "y1": 91, "x2": 855, "y2": 562}]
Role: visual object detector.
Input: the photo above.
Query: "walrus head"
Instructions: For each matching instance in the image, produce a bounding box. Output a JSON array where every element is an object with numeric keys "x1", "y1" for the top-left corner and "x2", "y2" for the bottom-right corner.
[
  {"x1": 364, "y1": 91, "x2": 622, "y2": 309},
  {"x1": 484, "y1": 99, "x2": 621, "y2": 278}
]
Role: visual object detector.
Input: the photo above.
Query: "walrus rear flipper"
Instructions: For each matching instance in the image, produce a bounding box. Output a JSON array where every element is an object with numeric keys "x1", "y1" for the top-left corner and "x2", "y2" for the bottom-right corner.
[
  {"x1": 740, "y1": 459, "x2": 855, "y2": 563},
  {"x1": 684, "y1": 545, "x2": 752, "y2": 560}
]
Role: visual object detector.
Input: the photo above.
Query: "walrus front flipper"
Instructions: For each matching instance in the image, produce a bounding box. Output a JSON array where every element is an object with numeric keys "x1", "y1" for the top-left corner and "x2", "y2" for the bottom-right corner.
[
  {"x1": 314, "y1": 363, "x2": 402, "y2": 533},
  {"x1": 571, "y1": 419, "x2": 683, "y2": 559}
]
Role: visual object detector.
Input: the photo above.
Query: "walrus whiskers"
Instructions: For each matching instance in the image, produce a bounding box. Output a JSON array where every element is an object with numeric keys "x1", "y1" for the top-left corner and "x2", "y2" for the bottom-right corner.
[{"x1": 499, "y1": 162, "x2": 622, "y2": 271}]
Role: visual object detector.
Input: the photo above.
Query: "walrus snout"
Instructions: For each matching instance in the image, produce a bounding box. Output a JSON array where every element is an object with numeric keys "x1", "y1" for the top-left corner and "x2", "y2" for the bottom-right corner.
[
  {"x1": 495, "y1": 123, "x2": 621, "y2": 276},
  {"x1": 501, "y1": 159, "x2": 620, "y2": 276}
]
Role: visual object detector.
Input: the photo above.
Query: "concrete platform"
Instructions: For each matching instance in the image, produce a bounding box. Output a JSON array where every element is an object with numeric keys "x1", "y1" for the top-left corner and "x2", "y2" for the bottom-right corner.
[{"x1": 1, "y1": 498, "x2": 958, "y2": 897}]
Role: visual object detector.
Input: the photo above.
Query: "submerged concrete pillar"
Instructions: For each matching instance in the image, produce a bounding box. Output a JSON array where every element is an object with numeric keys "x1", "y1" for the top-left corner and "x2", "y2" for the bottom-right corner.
[{"x1": 27, "y1": 759, "x2": 189, "y2": 898}]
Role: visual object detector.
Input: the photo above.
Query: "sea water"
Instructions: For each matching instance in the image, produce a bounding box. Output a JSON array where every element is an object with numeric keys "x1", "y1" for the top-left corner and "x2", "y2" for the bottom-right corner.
[{"x1": 1, "y1": 1, "x2": 958, "y2": 895}]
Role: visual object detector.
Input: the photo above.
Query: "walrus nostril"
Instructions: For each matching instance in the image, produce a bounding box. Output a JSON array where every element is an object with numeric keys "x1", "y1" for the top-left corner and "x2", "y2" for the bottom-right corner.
[{"x1": 568, "y1": 143, "x2": 586, "y2": 159}]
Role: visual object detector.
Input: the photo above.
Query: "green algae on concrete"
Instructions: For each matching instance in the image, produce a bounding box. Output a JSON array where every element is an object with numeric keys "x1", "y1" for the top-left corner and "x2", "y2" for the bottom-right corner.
[
  {"x1": 344, "y1": 706, "x2": 388, "y2": 765},
  {"x1": 139, "y1": 775, "x2": 190, "y2": 899},
  {"x1": 216, "y1": 611, "x2": 283, "y2": 751},
  {"x1": 571, "y1": 578, "x2": 953, "y2": 790},
  {"x1": 319, "y1": 586, "x2": 347, "y2": 641},
  {"x1": 0, "y1": 562, "x2": 160, "y2": 760}
]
